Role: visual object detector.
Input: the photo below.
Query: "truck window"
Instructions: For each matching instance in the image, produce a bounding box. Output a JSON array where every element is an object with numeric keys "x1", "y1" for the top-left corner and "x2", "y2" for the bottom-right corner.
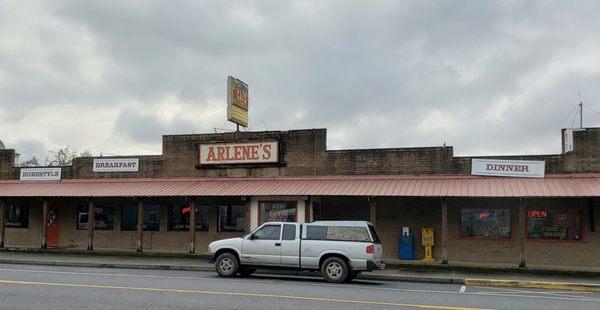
[
  {"x1": 282, "y1": 224, "x2": 296, "y2": 240},
  {"x1": 305, "y1": 225, "x2": 371, "y2": 242},
  {"x1": 253, "y1": 225, "x2": 281, "y2": 240},
  {"x1": 368, "y1": 225, "x2": 381, "y2": 243},
  {"x1": 306, "y1": 226, "x2": 327, "y2": 240}
]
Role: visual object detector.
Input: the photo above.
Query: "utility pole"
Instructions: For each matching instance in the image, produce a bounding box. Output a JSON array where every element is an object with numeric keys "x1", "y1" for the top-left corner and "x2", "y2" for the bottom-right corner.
[{"x1": 579, "y1": 92, "x2": 583, "y2": 129}]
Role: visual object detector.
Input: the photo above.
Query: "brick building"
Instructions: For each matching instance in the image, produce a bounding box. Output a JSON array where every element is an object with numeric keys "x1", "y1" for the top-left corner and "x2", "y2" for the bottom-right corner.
[{"x1": 0, "y1": 127, "x2": 599, "y2": 270}]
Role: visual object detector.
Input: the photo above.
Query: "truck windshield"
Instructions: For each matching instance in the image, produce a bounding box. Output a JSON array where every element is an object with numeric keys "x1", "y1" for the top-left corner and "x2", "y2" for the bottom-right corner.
[{"x1": 368, "y1": 225, "x2": 381, "y2": 243}]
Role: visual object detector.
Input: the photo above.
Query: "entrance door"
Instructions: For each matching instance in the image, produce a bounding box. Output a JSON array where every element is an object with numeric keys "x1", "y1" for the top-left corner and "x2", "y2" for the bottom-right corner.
[{"x1": 47, "y1": 205, "x2": 60, "y2": 247}]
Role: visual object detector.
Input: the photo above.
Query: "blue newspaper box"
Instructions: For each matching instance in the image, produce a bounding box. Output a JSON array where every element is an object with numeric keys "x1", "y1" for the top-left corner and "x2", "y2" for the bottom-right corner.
[{"x1": 398, "y1": 235, "x2": 414, "y2": 260}]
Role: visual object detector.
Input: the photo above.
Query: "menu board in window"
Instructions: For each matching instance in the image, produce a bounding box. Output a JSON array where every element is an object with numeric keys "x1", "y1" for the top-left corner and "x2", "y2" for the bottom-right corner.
[
  {"x1": 527, "y1": 208, "x2": 582, "y2": 241},
  {"x1": 259, "y1": 202, "x2": 296, "y2": 224},
  {"x1": 461, "y1": 209, "x2": 511, "y2": 239}
]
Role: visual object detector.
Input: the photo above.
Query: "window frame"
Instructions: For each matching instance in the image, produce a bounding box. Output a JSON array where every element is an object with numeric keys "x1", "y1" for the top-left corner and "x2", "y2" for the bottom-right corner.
[
  {"x1": 252, "y1": 224, "x2": 282, "y2": 240},
  {"x1": 167, "y1": 204, "x2": 209, "y2": 232},
  {"x1": 120, "y1": 204, "x2": 138, "y2": 231},
  {"x1": 526, "y1": 207, "x2": 585, "y2": 243},
  {"x1": 218, "y1": 204, "x2": 246, "y2": 232},
  {"x1": 458, "y1": 208, "x2": 512, "y2": 241},
  {"x1": 257, "y1": 200, "x2": 298, "y2": 225},
  {"x1": 4, "y1": 203, "x2": 29, "y2": 229},
  {"x1": 75, "y1": 203, "x2": 114, "y2": 231}
]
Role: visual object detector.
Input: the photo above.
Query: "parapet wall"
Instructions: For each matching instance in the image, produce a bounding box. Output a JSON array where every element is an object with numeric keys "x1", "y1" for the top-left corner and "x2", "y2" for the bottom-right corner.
[{"x1": 2, "y1": 127, "x2": 600, "y2": 180}]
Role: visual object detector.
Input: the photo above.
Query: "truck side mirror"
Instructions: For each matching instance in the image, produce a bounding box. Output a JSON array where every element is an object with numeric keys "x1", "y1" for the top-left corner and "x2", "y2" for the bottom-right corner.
[{"x1": 249, "y1": 234, "x2": 256, "y2": 240}]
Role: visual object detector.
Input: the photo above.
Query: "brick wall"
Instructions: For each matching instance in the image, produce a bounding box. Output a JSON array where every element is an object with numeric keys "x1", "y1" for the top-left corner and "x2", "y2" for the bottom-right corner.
[{"x1": 3, "y1": 127, "x2": 600, "y2": 179}]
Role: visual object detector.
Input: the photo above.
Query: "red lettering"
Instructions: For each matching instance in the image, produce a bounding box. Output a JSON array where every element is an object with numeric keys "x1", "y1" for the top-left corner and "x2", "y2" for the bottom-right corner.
[
  {"x1": 217, "y1": 147, "x2": 225, "y2": 161},
  {"x1": 242, "y1": 146, "x2": 250, "y2": 160},
  {"x1": 262, "y1": 144, "x2": 271, "y2": 160},
  {"x1": 249, "y1": 145, "x2": 259, "y2": 159},
  {"x1": 233, "y1": 146, "x2": 242, "y2": 160},
  {"x1": 207, "y1": 147, "x2": 217, "y2": 162}
]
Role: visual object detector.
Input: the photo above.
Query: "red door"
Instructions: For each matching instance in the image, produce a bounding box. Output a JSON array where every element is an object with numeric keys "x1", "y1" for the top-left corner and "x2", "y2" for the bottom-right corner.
[{"x1": 47, "y1": 206, "x2": 60, "y2": 247}]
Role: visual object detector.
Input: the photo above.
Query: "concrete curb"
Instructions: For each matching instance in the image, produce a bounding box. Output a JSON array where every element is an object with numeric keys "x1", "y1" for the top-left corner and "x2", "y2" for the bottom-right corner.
[
  {"x1": 464, "y1": 278, "x2": 600, "y2": 292},
  {"x1": 2, "y1": 259, "x2": 600, "y2": 292}
]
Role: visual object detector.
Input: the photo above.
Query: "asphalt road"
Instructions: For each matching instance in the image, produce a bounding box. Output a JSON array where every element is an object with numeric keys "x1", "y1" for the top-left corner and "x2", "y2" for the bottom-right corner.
[{"x1": 0, "y1": 264, "x2": 599, "y2": 310}]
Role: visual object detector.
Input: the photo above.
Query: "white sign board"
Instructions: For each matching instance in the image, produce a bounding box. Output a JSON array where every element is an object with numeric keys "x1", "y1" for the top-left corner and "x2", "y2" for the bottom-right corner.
[
  {"x1": 93, "y1": 158, "x2": 139, "y2": 172},
  {"x1": 20, "y1": 167, "x2": 61, "y2": 181},
  {"x1": 199, "y1": 141, "x2": 278, "y2": 165},
  {"x1": 471, "y1": 158, "x2": 545, "y2": 178},
  {"x1": 563, "y1": 129, "x2": 574, "y2": 153}
]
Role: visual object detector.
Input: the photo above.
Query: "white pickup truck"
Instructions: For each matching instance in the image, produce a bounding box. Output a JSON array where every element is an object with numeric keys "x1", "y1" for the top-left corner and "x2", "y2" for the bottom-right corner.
[{"x1": 207, "y1": 221, "x2": 384, "y2": 283}]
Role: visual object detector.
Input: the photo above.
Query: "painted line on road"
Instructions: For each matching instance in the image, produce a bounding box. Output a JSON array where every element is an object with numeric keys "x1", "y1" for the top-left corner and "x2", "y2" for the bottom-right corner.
[
  {"x1": 1, "y1": 267, "x2": 598, "y2": 303},
  {"x1": 459, "y1": 285, "x2": 466, "y2": 293},
  {"x1": 0, "y1": 279, "x2": 491, "y2": 310}
]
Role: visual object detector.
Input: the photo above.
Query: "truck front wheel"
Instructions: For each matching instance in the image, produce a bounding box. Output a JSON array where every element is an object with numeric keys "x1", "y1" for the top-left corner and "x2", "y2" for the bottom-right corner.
[
  {"x1": 215, "y1": 252, "x2": 239, "y2": 277},
  {"x1": 321, "y1": 257, "x2": 349, "y2": 283}
]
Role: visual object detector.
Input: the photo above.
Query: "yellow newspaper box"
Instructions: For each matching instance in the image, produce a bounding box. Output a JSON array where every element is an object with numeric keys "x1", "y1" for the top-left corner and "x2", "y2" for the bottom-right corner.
[{"x1": 421, "y1": 228, "x2": 435, "y2": 262}]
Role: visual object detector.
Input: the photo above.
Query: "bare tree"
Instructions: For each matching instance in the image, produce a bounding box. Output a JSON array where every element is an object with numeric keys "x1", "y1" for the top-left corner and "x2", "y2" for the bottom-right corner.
[
  {"x1": 45, "y1": 147, "x2": 78, "y2": 166},
  {"x1": 79, "y1": 150, "x2": 93, "y2": 157},
  {"x1": 20, "y1": 156, "x2": 41, "y2": 167}
]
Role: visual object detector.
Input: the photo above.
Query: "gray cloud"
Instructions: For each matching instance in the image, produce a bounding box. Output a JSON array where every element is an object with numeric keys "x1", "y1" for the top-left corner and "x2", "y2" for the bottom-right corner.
[{"x1": 1, "y1": 0, "x2": 600, "y2": 163}]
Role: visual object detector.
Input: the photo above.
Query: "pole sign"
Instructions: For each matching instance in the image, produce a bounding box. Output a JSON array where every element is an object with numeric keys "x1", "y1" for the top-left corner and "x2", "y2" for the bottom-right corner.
[
  {"x1": 227, "y1": 76, "x2": 249, "y2": 127},
  {"x1": 199, "y1": 141, "x2": 278, "y2": 165},
  {"x1": 93, "y1": 158, "x2": 139, "y2": 172},
  {"x1": 471, "y1": 158, "x2": 545, "y2": 178},
  {"x1": 20, "y1": 167, "x2": 61, "y2": 181}
]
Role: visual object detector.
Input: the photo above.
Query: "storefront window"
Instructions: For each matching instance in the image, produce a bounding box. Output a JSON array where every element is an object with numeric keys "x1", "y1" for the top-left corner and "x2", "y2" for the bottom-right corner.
[
  {"x1": 527, "y1": 208, "x2": 583, "y2": 241},
  {"x1": 460, "y1": 209, "x2": 511, "y2": 239},
  {"x1": 218, "y1": 205, "x2": 245, "y2": 232},
  {"x1": 121, "y1": 204, "x2": 161, "y2": 231},
  {"x1": 143, "y1": 205, "x2": 160, "y2": 231},
  {"x1": 121, "y1": 205, "x2": 137, "y2": 231},
  {"x1": 76, "y1": 203, "x2": 114, "y2": 230},
  {"x1": 167, "y1": 205, "x2": 209, "y2": 231},
  {"x1": 5, "y1": 204, "x2": 29, "y2": 228},
  {"x1": 259, "y1": 201, "x2": 296, "y2": 224}
]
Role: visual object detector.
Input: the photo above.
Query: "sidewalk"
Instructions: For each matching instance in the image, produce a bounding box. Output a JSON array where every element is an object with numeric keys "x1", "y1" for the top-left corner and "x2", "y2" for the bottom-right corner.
[{"x1": 1, "y1": 250, "x2": 600, "y2": 292}]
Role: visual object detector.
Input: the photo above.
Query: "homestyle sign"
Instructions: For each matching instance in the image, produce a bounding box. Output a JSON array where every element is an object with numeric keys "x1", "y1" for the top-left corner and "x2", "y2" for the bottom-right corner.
[
  {"x1": 471, "y1": 159, "x2": 545, "y2": 178},
  {"x1": 20, "y1": 167, "x2": 61, "y2": 181},
  {"x1": 198, "y1": 141, "x2": 279, "y2": 165},
  {"x1": 93, "y1": 158, "x2": 139, "y2": 172}
]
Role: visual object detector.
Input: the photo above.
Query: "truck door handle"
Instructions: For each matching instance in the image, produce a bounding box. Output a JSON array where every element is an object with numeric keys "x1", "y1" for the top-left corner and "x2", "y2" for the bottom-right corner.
[{"x1": 275, "y1": 243, "x2": 281, "y2": 246}]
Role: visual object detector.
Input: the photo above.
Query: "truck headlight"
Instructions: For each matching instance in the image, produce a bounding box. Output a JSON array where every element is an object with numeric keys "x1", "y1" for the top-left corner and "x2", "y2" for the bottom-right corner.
[{"x1": 207, "y1": 245, "x2": 213, "y2": 253}]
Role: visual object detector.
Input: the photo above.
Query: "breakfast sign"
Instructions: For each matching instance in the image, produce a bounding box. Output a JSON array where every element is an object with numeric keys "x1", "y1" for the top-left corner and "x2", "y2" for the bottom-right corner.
[{"x1": 198, "y1": 141, "x2": 279, "y2": 165}]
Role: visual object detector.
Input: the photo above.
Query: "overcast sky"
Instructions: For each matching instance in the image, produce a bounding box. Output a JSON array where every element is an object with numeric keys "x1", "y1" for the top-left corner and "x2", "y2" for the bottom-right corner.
[{"x1": 1, "y1": 1, "x2": 600, "y2": 162}]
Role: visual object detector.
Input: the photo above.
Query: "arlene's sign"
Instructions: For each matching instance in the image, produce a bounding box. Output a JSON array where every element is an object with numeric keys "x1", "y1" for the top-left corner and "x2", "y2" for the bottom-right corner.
[
  {"x1": 471, "y1": 158, "x2": 545, "y2": 178},
  {"x1": 198, "y1": 141, "x2": 279, "y2": 165},
  {"x1": 20, "y1": 167, "x2": 61, "y2": 181},
  {"x1": 93, "y1": 158, "x2": 139, "y2": 172}
]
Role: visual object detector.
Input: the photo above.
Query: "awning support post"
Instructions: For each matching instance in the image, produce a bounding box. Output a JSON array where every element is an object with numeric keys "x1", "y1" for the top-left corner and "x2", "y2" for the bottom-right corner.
[
  {"x1": 369, "y1": 197, "x2": 376, "y2": 228},
  {"x1": 87, "y1": 198, "x2": 95, "y2": 251},
  {"x1": 41, "y1": 199, "x2": 48, "y2": 249},
  {"x1": 441, "y1": 197, "x2": 448, "y2": 264},
  {"x1": 0, "y1": 198, "x2": 6, "y2": 248},
  {"x1": 136, "y1": 198, "x2": 143, "y2": 253},
  {"x1": 188, "y1": 198, "x2": 196, "y2": 254},
  {"x1": 519, "y1": 198, "x2": 526, "y2": 268}
]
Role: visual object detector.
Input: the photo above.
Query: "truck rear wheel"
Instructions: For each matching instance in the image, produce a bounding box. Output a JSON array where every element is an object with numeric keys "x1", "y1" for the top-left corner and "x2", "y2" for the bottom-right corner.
[
  {"x1": 215, "y1": 252, "x2": 239, "y2": 277},
  {"x1": 321, "y1": 257, "x2": 349, "y2": 283}
]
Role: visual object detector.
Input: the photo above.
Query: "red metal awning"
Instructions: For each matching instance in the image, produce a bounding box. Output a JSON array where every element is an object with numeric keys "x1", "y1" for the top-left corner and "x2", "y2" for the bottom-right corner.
[{"x1": 1, "y1": 174, "x2": 600, "y2": 198}]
